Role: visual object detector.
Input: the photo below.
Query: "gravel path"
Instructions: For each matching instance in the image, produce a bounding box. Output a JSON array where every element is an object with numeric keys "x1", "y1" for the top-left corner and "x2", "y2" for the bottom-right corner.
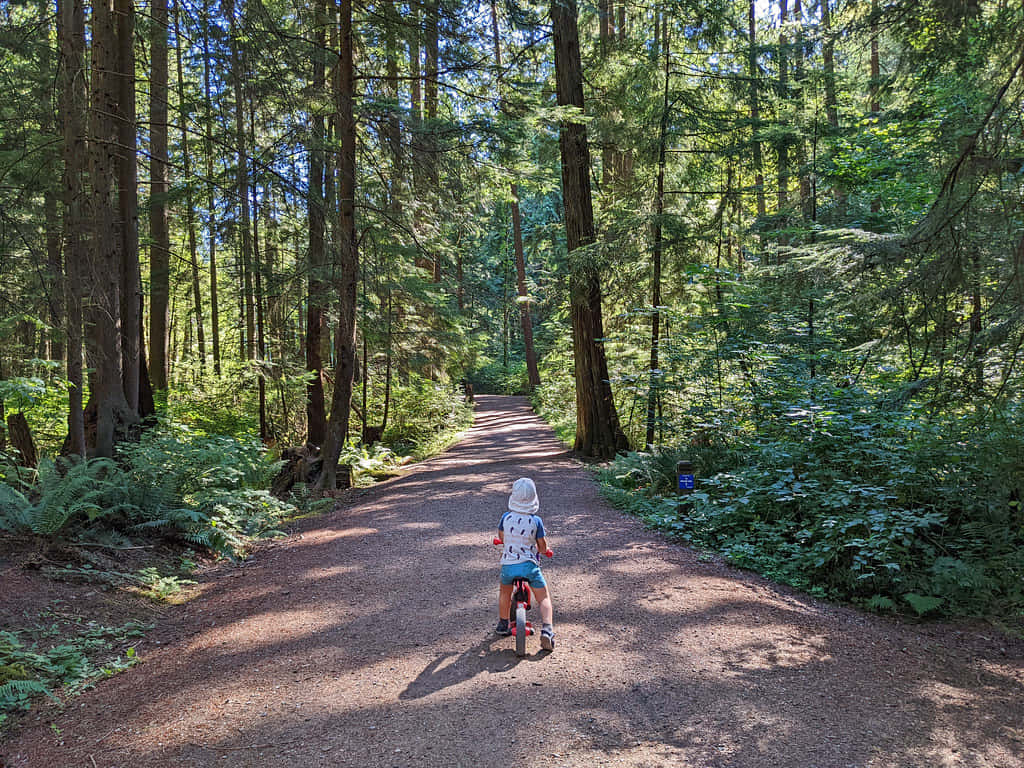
[{"x1": 3, "y1": 395, "x2": 1023, "y2": 767}]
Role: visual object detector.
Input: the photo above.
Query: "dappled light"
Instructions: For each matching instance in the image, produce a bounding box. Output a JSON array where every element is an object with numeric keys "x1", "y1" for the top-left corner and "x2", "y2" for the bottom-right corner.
[{"x1": 3, "y1": 396, "x2": 1021, "y2": 768}]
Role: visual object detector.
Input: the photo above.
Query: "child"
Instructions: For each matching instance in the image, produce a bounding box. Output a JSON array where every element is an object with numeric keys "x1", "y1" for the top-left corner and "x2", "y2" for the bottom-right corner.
[{"x1": 495, "y1": 477, "x2": 555, "y2": 650}]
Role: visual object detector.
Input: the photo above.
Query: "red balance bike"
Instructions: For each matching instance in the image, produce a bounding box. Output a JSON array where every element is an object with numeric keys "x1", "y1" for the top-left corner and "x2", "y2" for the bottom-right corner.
[{"x1": 493, "y1": 538, "x2": 553, "y2": 656}]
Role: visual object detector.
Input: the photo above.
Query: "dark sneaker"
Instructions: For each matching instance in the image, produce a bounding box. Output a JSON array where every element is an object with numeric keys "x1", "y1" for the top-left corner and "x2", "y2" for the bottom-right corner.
[
  {"x1": 495, "y1": 619, "x2": 512, "y2": 636},
  {"x1": 540, "y1": 627, "x2": 555, "y2": 651}
]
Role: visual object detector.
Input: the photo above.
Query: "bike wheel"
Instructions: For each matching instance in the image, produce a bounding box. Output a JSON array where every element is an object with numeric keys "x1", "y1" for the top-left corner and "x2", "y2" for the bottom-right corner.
[{"x1": 515, "y1": 604, "x2": 527, "y2": 656}]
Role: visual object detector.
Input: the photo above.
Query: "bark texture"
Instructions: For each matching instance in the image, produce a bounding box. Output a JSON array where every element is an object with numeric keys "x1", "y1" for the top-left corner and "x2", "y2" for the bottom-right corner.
[
  {"x1": 317, "y1": 0, "x2": 359, "y2": 490},
  {"x1": 551, "y1": 0, "x2": 629, "y2": 459}
]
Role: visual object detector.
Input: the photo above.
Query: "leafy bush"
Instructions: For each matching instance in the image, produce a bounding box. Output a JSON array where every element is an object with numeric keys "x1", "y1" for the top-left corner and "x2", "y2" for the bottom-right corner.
[
  {"x1": 531, "y1": 370, "x2": 576, "y2": 448},
  {"x1": 469, "y1": 359, "x2": 529, "y2": 395},
  {"x1": 601, "y1": 397, "x2": 1024, "y2": 620},
  {"x1": 382, "y1": 375, "x2": 473, "y2": 456}
]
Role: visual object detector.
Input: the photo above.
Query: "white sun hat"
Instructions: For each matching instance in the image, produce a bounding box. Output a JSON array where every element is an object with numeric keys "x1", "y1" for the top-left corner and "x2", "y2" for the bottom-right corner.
[{"x1": 508, "y1": 477, "x2": 539, "y2": 515}]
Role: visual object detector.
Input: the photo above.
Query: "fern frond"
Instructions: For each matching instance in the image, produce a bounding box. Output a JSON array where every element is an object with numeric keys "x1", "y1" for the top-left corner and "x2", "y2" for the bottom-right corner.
[
  {"x1": 0, "y1": 484, "x2": 32, "y2": 532},
  {"x1": 0, "y1": 678, "x2": 55, "y2": 703}
]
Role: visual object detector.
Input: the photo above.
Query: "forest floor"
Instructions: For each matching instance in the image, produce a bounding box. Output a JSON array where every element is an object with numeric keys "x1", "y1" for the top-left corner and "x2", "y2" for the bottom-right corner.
[{"x1": 2, "y1": 394, "x2": 1023, "y2": 768}]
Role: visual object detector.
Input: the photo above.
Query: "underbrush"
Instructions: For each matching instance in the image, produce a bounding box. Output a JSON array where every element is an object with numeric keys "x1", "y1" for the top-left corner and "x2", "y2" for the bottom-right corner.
[
  {"x1": 599, "y1": 398, "x2": 1024, "y2": 623},
  {"x1": 381, "y1": 377, "x2": 474, "y2": 458},
  {"x1": 0, "y1": 619, "x2": 149, "y2": 729},
  {"x1": 0, "y1": 426, "x2": 299, "y2": 559}
]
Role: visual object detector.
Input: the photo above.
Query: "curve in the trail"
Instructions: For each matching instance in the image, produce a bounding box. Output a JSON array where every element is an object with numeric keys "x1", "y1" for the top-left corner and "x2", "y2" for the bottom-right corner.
[{"x1": 3, "y1": 395, "x2": 1022, "y2": 768}]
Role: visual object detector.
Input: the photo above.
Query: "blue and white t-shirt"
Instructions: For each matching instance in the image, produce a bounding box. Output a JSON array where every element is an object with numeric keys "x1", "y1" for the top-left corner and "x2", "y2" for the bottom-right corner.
[{"x1": 498, "y1": 511, "x2": 546, "y2": 565}]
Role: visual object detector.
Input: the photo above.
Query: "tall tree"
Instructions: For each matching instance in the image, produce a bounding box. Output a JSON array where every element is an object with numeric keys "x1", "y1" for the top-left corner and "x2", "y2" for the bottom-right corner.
[
  {"x1": 175, "y1": 0, "x2": 205, "y2": 377},
  {"x1": 821, "y1": 0, "x2": 838, "y2": 130},
  {"x1": 58, "y1": 0, "x2": 87, "y2": 456},
  {"x1": 228, "y1": 0, "x2": 254, "y2": 361},
  {"x1": 777, "y1": 0, "x2": 790, "y2": 211},
  {"x1": 306, "y1": 0, "x2": 328, "y2": 446},
  {"x1": 646, "y1": 21, "x2": 670, "y2": 449},
  {"x1": 202, "y1": 0, "x2": 222, "y2": 375},
  {"x1": 118, "y1": 0, "x2": 143, "y2": 413},
  {"x1": 150, "y1": 0, "x2": 171, "y2": 390},
  {"x1": 425, "y1": 0, "x2": 441, "y2": 283},
  {"x1": 490, "y1": 1, "x2": 540, "y2": 388},
  {"x1": 87, "y1": 0, "x2": 137, "y2": 456},
  {"x1": 39, "y1": 0, "x2": 63, "y2": 363},
  {"x1": 551, "y1": 0, "x2": 629, "y2": 458},
  {"x1": 748, "y1": 0, "x2": 766, "y2": 218},
  {"x1": 317, "y1": 0, "x2": 359, "y2": 490}
]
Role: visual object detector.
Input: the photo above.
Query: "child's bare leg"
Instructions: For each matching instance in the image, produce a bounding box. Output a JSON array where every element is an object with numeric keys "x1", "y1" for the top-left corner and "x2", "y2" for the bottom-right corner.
[
  {"x1": 532, "y1": 586, "x2": 553, "y2": 626},
  {"x1": 498, "y1": 583, "x2": 514, "y2": 620}
]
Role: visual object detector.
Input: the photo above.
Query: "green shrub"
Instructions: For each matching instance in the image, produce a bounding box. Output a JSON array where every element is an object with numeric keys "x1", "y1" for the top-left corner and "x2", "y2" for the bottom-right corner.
[
  {"x1": 0, "y1": 425, "x2": 299, "y2": 558},
  {"x1": 469, "y1": 359, "x2": 529, "y2": 395},
  {"x1": 382, "y1": 375, "x2": 473, "y2": 456},
  {"x1": 601, "y1": 398, "x2": 1024, "y2": 620}
]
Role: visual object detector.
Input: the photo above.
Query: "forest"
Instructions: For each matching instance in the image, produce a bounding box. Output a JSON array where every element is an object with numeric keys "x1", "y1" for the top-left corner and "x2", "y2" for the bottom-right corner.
[{"x1": 1, "y1": 0, "x2": 1023, "y2": 654}]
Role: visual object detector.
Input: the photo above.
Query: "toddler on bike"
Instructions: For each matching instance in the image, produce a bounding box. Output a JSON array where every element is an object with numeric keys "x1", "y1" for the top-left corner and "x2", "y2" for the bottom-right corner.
[{"x1": 495, "y1": 477, "x2": 555, "y2": 650}]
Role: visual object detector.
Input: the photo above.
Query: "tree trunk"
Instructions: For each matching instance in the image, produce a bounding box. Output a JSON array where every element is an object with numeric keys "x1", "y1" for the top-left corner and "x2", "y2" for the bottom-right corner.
[
  {"x1": 203, "y1": 0, "x2": 221, "y2": 375},
  {"x1": 793, "y1": 0, "x2": 812, "y2": 221},
  {"x1": 7, "y1": 413, "x2": 38, "y2": 469},
  {"x1": 870, "y1": 0, "x2": 881, "y2": 216},
  {"x1": 748, "y1": 0, "x2": 766, "y2": 218},
  {"x1": 870, "y1": 0, "x2": 881, "y2": 114},
  {"x1": 385, "y1": 0, "x2": 404, "y2": 215},
  {"x1": 317, "y1": 0, "x2": 359, "y2": 490},
  {"x1": 150, "y1": 0, "x2": 170, "y2": 391},
  {"x1": 821, "y1": 0, "x2": 838, "y2": 130},
  {"x1": 551, "y1": 0, "x2": 629, "y2": 459},
  {"x1": 252, "y1": 178, "x2": 268, "y2": 443},
  {"x1": 409, "y1": 1, "x2": 422, "y2": 188},
  {"x1": 490, "y1": 2, "x2": 540, "y2": 387},
  {"x1": 425, "y1": 0, "x2": 441, "y2": 283},
  {"x1": 646, "y1": 27, "x2": 670, "y2": 449},
  {"x1": 58, "y1": 0, "x2": 87, "y2": 456},
  {"x1": 175, "y1": 0, "x2": 205, "y2": 378},
  {"x1": 88, "y1": 0, "x2": 136, "y2": 457},
  {"x1": 118, "y1": 0, "x2": 142, "y2": 413},
  {"x1": 511, "y1": 187, "x2": 541, "y2": 388},
  {"x1": 306, "y1": 0, "x2": 328, "y2": 447},
  {"x1": 228, "y1": 0, "x2": 254, "y2": 361},
  {"x1": 777, "y1": 0, "x2": 789, "y2": 212},
  {"x1": 40, "y1": 0, "x2": 64, "y2": 363}
]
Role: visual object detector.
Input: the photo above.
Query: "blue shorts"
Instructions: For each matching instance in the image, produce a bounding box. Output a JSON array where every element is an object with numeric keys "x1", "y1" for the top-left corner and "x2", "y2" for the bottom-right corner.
[{"x1": 500, "y1": 561, "x2": 546, "y2": 589}]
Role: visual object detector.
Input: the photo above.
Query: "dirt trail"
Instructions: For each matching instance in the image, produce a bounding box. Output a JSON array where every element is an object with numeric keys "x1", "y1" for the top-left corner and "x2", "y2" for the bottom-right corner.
[{"x1": 4, "y1": 395, "x2": 1023, "y2": 768}]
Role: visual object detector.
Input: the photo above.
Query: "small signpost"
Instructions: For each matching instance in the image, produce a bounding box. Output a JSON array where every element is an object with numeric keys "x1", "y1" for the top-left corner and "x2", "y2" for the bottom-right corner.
[{"x1": 677, "y1": 460, "x2": 695, "y2": 519}]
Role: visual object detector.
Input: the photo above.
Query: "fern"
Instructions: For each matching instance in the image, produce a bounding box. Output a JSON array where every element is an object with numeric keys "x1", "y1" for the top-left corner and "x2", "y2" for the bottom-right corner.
[
  {"x1": 0, "y1": 679, "x2": 54, "y2": 705},
  {"x1": 0, "y1": 484, "x2": 32, "y2": 532}
]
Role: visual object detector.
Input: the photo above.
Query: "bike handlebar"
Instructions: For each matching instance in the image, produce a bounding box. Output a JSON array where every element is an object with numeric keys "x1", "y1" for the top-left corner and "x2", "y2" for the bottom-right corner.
[{"x1": 493, "y1": 537, "x2": 553, "y2": 558}]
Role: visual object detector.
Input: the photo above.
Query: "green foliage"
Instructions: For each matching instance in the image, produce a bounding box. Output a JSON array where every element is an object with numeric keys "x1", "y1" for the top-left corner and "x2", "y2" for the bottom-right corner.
[
  {"x1": 470, "y1": 359, "x2": 529, "y2": 395},
  {"x1": 0, "y1": 622, "x2": 146, "y2": 725},
  {"x1": 0, "y1": 457, "x2": 133, "y2": 535},
  {"x1": 0, "y1": 424, "x2": 302, "y2": 558},
  {"x1": 382, "y1": 376, "x2": 474, "y2": 457},
  {"x1": 116, "y1": 426, "x2": 294, "y2": 557},
  {"x1": 600, "y1": 396, "x2": 1024, "y2": 620},
  {"x1": 163, "y1": 361, "x2": 262, "y2": 439},
  {"x1": 133, "y1": 567, "x2": 196, "y2": 602},
  {"x1": 337, "y1": 443, "x2": 409, "y2": 485}
]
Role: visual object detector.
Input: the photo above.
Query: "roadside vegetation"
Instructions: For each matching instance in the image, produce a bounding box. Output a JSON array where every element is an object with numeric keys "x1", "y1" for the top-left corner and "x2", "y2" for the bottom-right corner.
[{"x1": 0, "y1": 372, "x2": 472, "y2": 728}]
